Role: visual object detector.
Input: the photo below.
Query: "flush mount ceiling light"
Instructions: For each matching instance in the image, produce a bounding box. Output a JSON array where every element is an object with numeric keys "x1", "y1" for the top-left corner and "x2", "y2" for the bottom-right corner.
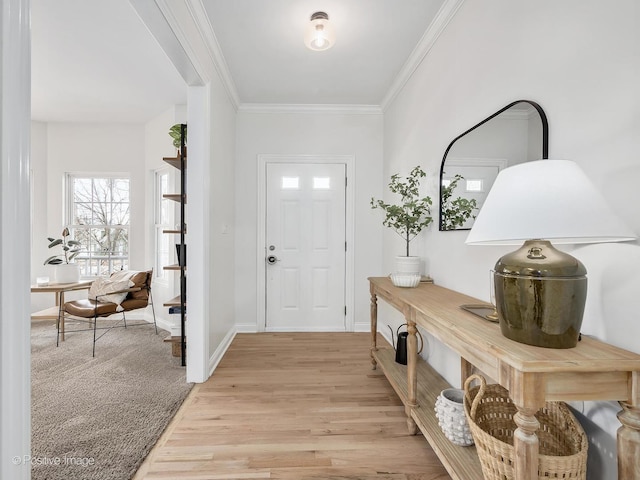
[{"x1": 304, "y1": 11, "x2": 335, "y2": 51}]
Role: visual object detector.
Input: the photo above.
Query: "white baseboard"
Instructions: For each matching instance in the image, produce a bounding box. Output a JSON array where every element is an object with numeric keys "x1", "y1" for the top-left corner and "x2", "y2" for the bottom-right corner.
[
  {"x1": 265, "y1": 326, "x2": 350, "y2": 332},
  {"x1": 236, "y1": 322, "x2": 376, "y2": 334},
  {"x1": 235, "y1": 324, "x2": 259, "y2": 333},
  {"x1": 354, "y1": 321, "x2": 371, "y2": 332},
  {"x1": 208, "y1": 327, "x2": 237, "y2": 377}
]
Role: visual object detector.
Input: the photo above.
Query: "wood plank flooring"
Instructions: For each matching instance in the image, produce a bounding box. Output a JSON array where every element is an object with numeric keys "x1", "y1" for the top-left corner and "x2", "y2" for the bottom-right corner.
[{"x1": 133, "y1": 333, "x2": 451, "y2": 480}]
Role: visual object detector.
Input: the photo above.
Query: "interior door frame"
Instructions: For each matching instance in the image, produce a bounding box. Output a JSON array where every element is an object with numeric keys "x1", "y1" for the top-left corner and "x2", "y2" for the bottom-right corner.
[{"x1": 257, "y1": 154, "x2": 355, "y2": 333}]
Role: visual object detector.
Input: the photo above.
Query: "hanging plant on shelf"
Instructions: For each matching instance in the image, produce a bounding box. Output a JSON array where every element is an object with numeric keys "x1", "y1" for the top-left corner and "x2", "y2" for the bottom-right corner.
[{"x1": 168, "y1": 124, "x2": 187, "y2": 152}]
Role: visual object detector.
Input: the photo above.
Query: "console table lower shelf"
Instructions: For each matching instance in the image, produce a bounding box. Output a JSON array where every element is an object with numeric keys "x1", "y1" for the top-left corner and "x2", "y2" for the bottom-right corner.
[{"x1": 373, "y1": 346, "x2": 482, "y2": 480}]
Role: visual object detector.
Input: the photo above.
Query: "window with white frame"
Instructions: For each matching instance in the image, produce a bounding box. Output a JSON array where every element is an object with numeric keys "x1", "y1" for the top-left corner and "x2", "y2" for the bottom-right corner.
[
  {"x1": 67, "y1": 174, "x2": 130, "y2": 277},
  {"x1": 155, "y1": 168, "x2": 172, "y2": 281}
]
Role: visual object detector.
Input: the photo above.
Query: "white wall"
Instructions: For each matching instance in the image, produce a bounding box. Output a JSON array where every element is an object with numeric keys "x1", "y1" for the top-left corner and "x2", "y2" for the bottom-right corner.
[
  {"x1": 383, "y1": 1, "x2": 640, "y2": 477},
  {"x1": 206, "y1": 77, "x2": 237, "y2": 369},
  {"x1": 235, "y1": 110, "x2": 384, "y2": 332},
  {"x1": 30, "y1": 121, "x2": 60, "y2": 314},
  {"x1": 44, "y1": 123, "x2": 147, "y2": 267},
  {"x1": 31, "y1": 121, "x2": 48, "y2": 282}
]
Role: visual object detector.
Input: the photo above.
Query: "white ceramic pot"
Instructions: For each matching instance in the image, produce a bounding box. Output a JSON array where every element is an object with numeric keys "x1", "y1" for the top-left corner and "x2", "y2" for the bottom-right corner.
[
  {"x1": 53, "y1": 263, "x2": 80, "y2": 284},
  {"x1": 394, "y1": 255, "x2": 421, "y2": 275},
  {"x1": 434, "y1": 388, "x2": 474, "y2": 446},
  {"x1": 389, "y1": 273, "x2": 421, "y2": 288}
]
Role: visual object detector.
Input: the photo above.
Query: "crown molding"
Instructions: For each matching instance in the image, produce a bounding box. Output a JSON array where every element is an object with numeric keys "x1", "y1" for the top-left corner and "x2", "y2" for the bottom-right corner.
[
  {"x1": 380, "y1": 0, "x2": 465, "y2": 111},
  {"x1": 238, "y1": 103, "x2": 383, "y2": 115},
  {"x1": 185, "y1": 0, "x2": 241, "y2": 109}
]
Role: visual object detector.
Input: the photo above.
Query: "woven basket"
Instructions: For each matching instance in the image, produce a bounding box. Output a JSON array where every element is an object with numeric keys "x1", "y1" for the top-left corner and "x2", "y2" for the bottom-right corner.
[{"x1": 463, "y1": 374, "x2": 588, "y2": 480}]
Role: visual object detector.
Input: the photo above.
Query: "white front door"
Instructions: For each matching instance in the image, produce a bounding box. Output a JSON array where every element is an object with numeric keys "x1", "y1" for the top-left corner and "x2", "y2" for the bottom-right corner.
[{"x1": 265, "y1": 163, "x2": 346, "y2": 331}]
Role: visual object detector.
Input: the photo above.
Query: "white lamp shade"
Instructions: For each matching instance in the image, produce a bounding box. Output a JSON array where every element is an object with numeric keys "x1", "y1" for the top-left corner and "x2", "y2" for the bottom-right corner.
[
  {"x1": 466, "y1": 160, "x2": 636, "y2": 245},
  {"x1": 304, "y1": 13, "x2": 336, "y2": 51}
]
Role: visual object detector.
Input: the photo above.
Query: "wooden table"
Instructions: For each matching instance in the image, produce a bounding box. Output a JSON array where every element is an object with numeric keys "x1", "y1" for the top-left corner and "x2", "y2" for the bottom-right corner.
[
  {"x1": 31, "y1": 280, "x2": 93, "y2": 340},
  {"x1": 368, "y1": 276, "x2": 640, "y2": 480}
]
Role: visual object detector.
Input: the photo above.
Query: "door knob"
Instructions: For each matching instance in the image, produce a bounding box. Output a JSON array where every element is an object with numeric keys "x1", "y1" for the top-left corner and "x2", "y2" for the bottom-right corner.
[{"x1": 267, "y1": 255, "x2": 279, "y2": 265}]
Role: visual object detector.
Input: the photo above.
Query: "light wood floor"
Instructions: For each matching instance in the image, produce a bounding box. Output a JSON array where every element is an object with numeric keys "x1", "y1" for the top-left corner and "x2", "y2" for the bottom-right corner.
[{"x1": 134, "y1": 332, "x2": 451, "y2": 480}]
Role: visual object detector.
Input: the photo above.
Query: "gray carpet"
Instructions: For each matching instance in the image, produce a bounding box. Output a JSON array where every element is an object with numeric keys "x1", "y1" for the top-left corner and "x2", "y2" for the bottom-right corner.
[{"x1": 31, "y1": 320, "x2": 193, "y2": 480}]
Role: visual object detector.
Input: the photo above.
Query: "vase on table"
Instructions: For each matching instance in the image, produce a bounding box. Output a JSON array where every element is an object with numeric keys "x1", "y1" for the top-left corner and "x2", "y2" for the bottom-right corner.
[{"x1": 53, "y1": 263, "x2": 80, "y2": 284}]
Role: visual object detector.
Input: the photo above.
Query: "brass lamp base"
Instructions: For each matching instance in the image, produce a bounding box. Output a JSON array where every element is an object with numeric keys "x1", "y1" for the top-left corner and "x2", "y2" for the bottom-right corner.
[{"x1": 494, "y1": 240, "x2": 587, "y2": 349}]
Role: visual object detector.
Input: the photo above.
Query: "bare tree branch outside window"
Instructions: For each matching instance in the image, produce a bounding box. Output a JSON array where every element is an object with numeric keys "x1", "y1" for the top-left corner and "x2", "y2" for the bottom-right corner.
[{"x1": 68, "y1": 175, "x2": 130, "y2": 277}]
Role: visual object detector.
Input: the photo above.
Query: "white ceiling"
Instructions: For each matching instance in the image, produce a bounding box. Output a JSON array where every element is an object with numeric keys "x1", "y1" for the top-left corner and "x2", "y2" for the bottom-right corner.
[
  {"x1": 31, "y1": 0, "x2": 447, "y2": 123},
  {"x1": 31, "y1": 0, "x2": 187, "y2": 123}
]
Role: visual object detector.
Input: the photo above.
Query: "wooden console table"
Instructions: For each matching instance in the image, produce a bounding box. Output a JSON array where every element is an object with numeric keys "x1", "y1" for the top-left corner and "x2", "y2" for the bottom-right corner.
[{"x1": 368, "y1": 276, "x2": 640, "y2": 480}]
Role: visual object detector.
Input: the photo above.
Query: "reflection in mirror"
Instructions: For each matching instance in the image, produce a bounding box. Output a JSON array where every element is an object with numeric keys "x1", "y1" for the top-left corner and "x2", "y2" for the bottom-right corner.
[{"x1": 439, "y1": 100, "x2": 549, "y2": 230}]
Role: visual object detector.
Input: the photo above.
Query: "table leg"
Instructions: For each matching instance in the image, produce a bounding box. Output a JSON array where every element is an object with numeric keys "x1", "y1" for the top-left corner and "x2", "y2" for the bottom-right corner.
[
  {"x1": 513, "y1": 407, "x2": 540, "y2": 480},
  {"x1": 370, "y1": 288, "x2": 378, "y2": 370},
  {"x1": 406, "y1": 320, "x2": 418, "y2": 435},
  {"x1": 617, "y1": 401, "x2": 640, "y2": 479},
  {"x1": 461, "y1": 357, "x2": 473, "y2": 387},
  {"x1": 509, "y1": 373, "x2": 544, "y2": 479},
  {"x1": 59, "y1": 291, "x2": 65, "y2": 341}
]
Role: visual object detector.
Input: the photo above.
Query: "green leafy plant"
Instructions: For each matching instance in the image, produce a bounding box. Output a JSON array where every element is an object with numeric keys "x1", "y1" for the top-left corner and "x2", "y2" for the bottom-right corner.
[
  {"x1": 370, "y1": 166, "x2": 433, "y2": 257},
  {"x1": 44, "y1": 228, "x2": 82, "y2": 265},
  {"x1": 440, "y1": 174, "x2": 479, "y2": 230},
  {"x1": 169, "y1": 124, "x2": 187, "y2": 149}
]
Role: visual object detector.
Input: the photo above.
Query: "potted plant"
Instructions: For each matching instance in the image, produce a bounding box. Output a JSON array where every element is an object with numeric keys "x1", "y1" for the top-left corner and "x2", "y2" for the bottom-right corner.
[
  {"x1": 44, "y1": 227, "x2": 82, "y2": 283},
  {"x1": 371, "y1": 166, "x2": 433, "y2": 285},
  {"x1": 440, "y1": 174, "x2": 479, "y2": 230},
  {"x1": 169, "y1": 123, "x2": 187, "y2": 155}
]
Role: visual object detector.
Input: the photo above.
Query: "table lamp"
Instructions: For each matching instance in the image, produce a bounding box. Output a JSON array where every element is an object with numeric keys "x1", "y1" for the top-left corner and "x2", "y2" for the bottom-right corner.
[{"x1": 466, "y1": 160, "x2": 636, "y2": 348}]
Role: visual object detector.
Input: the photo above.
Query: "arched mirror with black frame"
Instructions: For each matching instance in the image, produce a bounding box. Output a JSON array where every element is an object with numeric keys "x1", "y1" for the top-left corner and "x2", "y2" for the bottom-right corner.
[{"x1": 439, "y1": 100, "x2": 549, "y2": 231}]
